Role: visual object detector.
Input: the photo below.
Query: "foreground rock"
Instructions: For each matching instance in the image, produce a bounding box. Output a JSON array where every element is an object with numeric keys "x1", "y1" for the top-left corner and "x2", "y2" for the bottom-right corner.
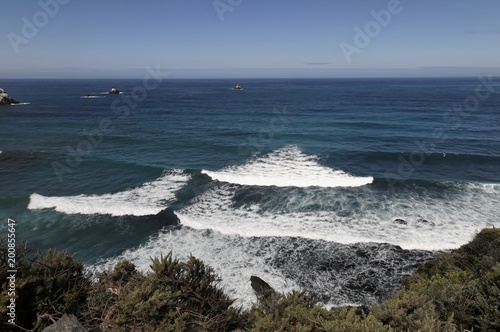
[
  {"x1": 41, "y1": 314, "x2": 87, "y2": 332},
  {"x1": 0, "y1": 88, "x2": 19, "y2": 105},
  {"x1": 251, "y1": 275, "x2": 276, "y2": 302}
]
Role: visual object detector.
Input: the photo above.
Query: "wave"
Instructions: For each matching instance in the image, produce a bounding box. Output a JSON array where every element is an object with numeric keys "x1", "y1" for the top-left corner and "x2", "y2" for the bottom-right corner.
[
  {"x1": 203, "y1": 145, "x2": 373, "y2": 188},
  {"x1": 177, "y1": 180, "x2": 500, "y2": 251},
  {"x1": 81, "y1": 95, "x2": 106, "y2": 99},
  {"x1": 28, "y1": 169, "x2": 190, "y2": 216}
]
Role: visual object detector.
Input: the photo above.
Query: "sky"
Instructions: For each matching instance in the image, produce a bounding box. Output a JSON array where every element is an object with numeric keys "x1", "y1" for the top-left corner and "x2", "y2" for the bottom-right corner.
[{"x1": 1, "y1": 0, "x2": 500, "y2": 79}]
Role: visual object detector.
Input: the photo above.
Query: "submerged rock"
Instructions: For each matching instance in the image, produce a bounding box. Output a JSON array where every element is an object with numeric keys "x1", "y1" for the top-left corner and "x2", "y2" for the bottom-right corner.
[
  {"x1": 394, "y1": 218, "x2": 407, "y2": 225},
  {"x1": 0, "y1": 88, "x2": 19, "y2": 105},
  {"x1": 416, "y1": 218, "x2": 435, "y2": 226}
]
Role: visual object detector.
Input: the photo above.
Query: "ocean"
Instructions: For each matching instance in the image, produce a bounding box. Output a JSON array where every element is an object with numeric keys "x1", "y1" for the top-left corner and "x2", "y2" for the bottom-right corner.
[{"x1": 0, "y1": 77, "x2": 499, "y2": 308}]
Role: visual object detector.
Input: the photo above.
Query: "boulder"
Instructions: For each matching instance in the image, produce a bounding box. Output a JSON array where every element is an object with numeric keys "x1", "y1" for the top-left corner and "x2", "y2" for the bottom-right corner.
[
  {"x1": 0, "y1": 88, "x2": 19, "y2": 105},
  {"x1": 250, "y1": 276, "x2": 275, "y2": 301},
  {"x1": 41, "y1": 314, "x2": 87, "y2": 332},
  {"x1": 394, "y1": 218, "x2": 407, "y2": 225}
]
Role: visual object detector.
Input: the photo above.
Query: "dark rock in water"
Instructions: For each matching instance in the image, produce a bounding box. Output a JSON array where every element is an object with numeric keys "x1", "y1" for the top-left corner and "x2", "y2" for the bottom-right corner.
[
  {"x1": 417, "y1": 218, "x2": 435, "y2": 226},
  {"x1": 41, "y1": 314, "x2": 87, "y2": 332},
  {"x1": 394, "y1": 218, "x2": 407, "y2": 225},
  {"x1": 0, "y1": 88, "x2": 19, "y2": 105},
  {"x1": 251, "y1": 275, "x2": 275, "y2": 300},
  {"x1": 108, "y1": 88, "x2": 120, "y2": 94}
]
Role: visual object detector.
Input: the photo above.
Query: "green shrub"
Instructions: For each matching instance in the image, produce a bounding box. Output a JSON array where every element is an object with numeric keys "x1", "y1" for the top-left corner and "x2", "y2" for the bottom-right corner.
[
  {"x1": 246, "y1": 290, "x2": 389, "y2": 332},
  {"x1": 373, "y1": 228, "x2": 500, "y2": 332},
  {"x1": 1, "y1": 248, "x2": 90, "y2": 331},
  {"x1": 85, "y1": 252, "x2": 244, "y2": 331},
  {"x1": 471, "y1": 263, "x2": 500, "y2": 331},
  {"x1": 405, "y1": 228, "x2": 500, "y2": 284},
  {"x1": 1, "y1": 228, "x2": 499, "y2": 331}
]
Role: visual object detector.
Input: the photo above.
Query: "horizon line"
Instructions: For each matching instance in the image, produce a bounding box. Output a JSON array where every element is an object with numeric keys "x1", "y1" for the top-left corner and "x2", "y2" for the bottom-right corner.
[{"x1": 1, "y1": 75, "x2": 499, "y2": 80}]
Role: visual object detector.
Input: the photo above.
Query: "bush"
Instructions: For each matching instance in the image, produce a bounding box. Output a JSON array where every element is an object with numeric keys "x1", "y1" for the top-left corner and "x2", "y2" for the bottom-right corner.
[
  {"x1": 246, "y1": 290, "x2": 387, "y2": 332},
  {"x1": 374, "y1": 228, "x2": 500, "y2": 332},
  {"x1": 0, "y1": 247, "x2": 90, "y2": 331},
  {"x1": 1, "y1": 228, "x2": 499, "y2": 331},
  {"x1": 85, "y1": 252, "x2": 244, "y2": 331},
  {"x1": 405, "y1": 228, "x2": 500, "y2": 284}
]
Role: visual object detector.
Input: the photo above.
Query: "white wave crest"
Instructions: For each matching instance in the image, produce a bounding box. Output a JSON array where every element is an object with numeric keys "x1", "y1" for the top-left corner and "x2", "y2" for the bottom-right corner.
[
  {"x1": 28, "y1": 170, "x2": 190, "y2": 216},
  {"x1": 203, "y1": 146, "x2": 373, "y2": 188},
  {"x1": 177, "y1": 181, "x2": 500, "y2": 251},
  {"x1": 81, "y1": 95, "x2": 105, "y2": 99}
]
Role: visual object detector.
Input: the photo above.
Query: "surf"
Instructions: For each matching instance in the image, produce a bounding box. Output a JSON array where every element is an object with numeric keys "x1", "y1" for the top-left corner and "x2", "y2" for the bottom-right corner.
[
  {"x1": 28, "y1": 169, "x2": 190, "y2": 216},
  {"x1": 177, "y1": 179, "x2": 499, "y2": 251},
  {"x1": 202, "y1": 145, "x2": 374, "y2": 188}
]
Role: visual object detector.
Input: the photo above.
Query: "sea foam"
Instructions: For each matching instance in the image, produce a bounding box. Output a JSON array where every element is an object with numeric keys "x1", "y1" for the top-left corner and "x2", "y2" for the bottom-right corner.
[
  {"x1": 177, "y1": 180, "x2": 500, "y2": 251},
  {"x1": 28, "y1": 170, "x2": 189, "y2": 216},
  {"x1": 202, "y1": 145, "x2": 373, "y2": 188}
]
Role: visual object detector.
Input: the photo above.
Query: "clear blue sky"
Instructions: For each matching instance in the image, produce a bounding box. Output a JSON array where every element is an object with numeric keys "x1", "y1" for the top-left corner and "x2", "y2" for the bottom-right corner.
[{"x1": 1, "y1": 0, "x2": 499, "y2": 78}]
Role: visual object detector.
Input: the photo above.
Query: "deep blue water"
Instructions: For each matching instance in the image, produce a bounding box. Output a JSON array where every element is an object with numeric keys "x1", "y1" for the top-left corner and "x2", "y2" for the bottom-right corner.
[{"x1": 1, "y1": 78, "x2": 499, "y2": 307}]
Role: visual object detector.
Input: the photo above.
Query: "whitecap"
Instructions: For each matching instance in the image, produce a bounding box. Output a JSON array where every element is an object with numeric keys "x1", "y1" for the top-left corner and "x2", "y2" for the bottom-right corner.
[
  {"x1": 81, "y1": 95, "x2": 105, "y2": 99},
  {"x1": 28, "y1": 170, "x2": 190, "y2": 216},
  {"x1": 203, "y1": 145, "x2": 373, "y2": 188},
  {"x1": 177, "y1": 181, "x2": 500, "y2": 251}
]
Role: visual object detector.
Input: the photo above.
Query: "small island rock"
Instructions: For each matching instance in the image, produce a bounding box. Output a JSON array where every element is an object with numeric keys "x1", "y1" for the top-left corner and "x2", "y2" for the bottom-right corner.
[{"x1": 0, "y1": 88, "x2": 19, "y2": 105}]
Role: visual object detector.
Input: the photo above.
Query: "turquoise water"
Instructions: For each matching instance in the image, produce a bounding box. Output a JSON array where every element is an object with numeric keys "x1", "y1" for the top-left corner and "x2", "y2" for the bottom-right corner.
[{"x1": 1, "y1": 78, "x2": 499, "y2": 307}]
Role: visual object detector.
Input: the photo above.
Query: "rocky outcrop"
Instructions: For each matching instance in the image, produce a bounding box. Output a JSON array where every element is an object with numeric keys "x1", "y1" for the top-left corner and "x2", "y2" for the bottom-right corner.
[
  {"x1": 41, "y1": 314, "x2": 87, "y2": 332},
  {"x1": 250, "y1": 276, "x2": 275, "y2": 302},
  {"x1": 0, "y1": 88, "x2": 19, "y2": 105}
]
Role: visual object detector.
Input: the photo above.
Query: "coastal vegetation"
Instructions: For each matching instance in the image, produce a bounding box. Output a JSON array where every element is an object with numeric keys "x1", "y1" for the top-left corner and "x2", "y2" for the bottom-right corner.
[{"x1": 1, "y1": 228, "x2": 499, "y2": 331}]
